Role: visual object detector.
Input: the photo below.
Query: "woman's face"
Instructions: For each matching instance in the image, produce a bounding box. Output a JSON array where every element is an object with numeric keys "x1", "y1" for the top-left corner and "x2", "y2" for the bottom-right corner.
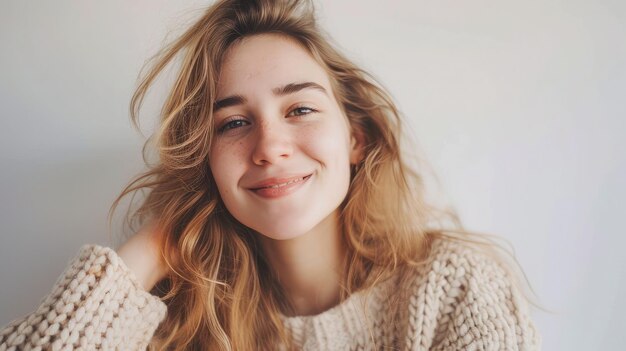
[{"x1": 209, "y1": 33, "x2": 361, "y2": 241}]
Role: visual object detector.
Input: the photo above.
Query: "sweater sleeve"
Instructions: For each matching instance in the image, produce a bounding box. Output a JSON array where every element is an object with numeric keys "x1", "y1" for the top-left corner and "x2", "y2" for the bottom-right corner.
[
  {"x1": 431, "y1": 247, "x2": 542, "y2": 351},
  {"x1": 0, "y1": 244, "x2": 168, "y2": 351}
]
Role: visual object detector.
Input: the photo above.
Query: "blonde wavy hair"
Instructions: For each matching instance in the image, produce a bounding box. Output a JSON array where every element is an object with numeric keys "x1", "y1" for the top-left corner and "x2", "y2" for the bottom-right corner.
[{"x1": 109, "y1": 0, "x2": 543, "y2": 349}]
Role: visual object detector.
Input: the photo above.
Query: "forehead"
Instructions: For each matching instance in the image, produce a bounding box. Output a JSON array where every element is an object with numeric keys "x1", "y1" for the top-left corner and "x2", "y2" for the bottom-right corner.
[{"x1": 217, "y1": 33, "x2": 332, "y2": 97}]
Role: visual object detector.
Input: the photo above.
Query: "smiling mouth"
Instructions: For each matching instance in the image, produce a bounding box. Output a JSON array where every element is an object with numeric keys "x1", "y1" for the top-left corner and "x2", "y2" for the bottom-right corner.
[{"x1": 251, "y1": 174, "x2": 313, "y2": 190}]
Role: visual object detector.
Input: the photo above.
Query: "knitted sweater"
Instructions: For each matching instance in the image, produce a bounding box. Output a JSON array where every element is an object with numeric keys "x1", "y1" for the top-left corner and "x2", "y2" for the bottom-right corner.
[{"x1": 0, "y1": 238, "x2": 541, "y2": 350}]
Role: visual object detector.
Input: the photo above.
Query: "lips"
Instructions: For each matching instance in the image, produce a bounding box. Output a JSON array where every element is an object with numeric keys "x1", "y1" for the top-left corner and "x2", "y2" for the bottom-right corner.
[{"x1": 248, "y1": 173, "x2": 313, "y2": 190}]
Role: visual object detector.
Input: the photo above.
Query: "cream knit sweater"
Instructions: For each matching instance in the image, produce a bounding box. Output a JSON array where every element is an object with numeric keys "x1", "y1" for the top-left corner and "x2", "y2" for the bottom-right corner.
[{"x1": 0, "y1": 238, "x2": 541, "y2": 350}]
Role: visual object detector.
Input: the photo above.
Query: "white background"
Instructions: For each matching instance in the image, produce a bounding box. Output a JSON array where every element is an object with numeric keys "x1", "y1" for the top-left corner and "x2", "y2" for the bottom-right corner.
[{"x1": 1, "y1": 1, "x2": 625, "y2": 349}]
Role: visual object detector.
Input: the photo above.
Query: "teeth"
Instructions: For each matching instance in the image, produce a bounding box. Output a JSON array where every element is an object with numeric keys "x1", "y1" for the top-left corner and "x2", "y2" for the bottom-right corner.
[{"x1": 263, "y1": 176, "x2": 306, "y2": 189}]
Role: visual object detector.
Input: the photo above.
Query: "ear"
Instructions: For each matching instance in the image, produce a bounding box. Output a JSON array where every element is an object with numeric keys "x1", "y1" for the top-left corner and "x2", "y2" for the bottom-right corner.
[{"x1": 349, "y1": 129, "x2": 366, "y2": 165}]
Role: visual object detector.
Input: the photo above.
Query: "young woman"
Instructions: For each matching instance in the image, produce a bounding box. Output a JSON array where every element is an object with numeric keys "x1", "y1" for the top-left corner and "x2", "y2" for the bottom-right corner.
[{"x1": 0, "y1": 0, "x2": 542, "y2": 349}]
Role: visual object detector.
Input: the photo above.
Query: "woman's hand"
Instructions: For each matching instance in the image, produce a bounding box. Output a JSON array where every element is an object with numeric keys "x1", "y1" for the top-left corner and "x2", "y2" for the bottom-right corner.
[{"x1": 116, "y1": 222, "x2": 170, "y2": 292}]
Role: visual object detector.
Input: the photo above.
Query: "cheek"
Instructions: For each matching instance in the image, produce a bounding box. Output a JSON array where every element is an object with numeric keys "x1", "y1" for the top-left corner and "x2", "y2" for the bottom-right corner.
[
  {"x1": 302, "y1": 120, "x2": 352, "y2": 170},
  {"x1": 209, "y1": 143, "x2": 246, "y2": 196}
]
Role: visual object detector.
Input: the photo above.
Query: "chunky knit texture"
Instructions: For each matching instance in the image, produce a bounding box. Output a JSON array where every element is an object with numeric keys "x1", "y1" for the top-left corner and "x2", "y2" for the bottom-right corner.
[
  {"x1": 0, "y1": 245, "x2": 167, "y2": 351},
  {"x1": 0, "y1": 238, "x2": 541, "y2": 350},
  {"x1": 279, "y1": 239, "x2": 541, "y2": 350}
]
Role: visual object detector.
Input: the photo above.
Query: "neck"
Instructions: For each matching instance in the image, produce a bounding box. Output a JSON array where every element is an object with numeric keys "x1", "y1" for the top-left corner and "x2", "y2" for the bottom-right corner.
[{"x1": 259, "y1": 209, "x2": 347, "y2": 317}]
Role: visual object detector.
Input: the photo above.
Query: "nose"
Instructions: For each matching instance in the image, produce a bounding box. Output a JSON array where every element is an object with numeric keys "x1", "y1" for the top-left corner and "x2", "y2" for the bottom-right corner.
[{"x1": 251, "y1": 119, "x2": 293, "y2": 166}]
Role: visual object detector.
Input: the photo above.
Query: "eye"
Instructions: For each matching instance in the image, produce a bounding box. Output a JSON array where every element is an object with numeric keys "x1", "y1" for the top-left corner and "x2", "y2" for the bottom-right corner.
[
  {"x1": 217, "y1": 118, "x2": 249, "y2": 134},
  {"x1": 287, "y1": 106, "x2": 318, "y2": 117}
]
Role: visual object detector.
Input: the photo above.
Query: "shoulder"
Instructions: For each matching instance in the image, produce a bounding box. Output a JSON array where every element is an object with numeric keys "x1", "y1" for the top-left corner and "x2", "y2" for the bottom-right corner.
[
  {"x1": 425, "y1": 236, "x2": 509, "y2": 281},
  {"x1": 416, "y1": 236, "x2": 530, "y2": 318},
  {"x1": 401, "y1": 236, "x2": 541, "y2": 350}
]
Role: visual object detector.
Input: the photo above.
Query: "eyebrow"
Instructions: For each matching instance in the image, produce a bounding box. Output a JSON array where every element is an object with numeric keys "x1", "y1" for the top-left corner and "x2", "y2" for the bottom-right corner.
[{"x1": 213, "y1": 81, "x2": 328, "y2": 112}]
